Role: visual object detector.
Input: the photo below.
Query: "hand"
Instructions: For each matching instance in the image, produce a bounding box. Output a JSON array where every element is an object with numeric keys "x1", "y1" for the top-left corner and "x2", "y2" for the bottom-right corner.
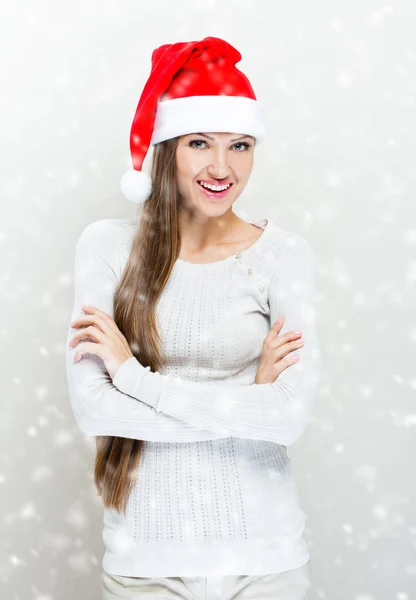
[
  {"x1": 68, "y1": 305, "x2": 134, "y2": 380},
  {"x1": 255, "y1": 317, "x2": 304, "y2": 384}
]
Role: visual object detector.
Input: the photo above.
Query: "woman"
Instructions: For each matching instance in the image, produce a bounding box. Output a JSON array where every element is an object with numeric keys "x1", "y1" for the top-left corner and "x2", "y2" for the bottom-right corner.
[{"x1": 66, "y1": 37, "x2": 320, "y2": 600}]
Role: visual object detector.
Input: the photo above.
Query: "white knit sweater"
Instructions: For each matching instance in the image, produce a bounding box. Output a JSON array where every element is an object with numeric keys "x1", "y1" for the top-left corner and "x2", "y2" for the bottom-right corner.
[{"x1": 65, "y1": 216, "x2": 321, "y2": 577}]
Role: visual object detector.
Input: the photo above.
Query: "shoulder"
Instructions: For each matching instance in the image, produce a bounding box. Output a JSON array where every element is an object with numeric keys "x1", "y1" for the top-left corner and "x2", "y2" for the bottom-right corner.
[
  {"x1": 74, "y1": 217, "x2": 138, "y2": 277},
  {"x1": 77, "y1": 216, "x2": 137, "y2": 245},
  {"x1": 76, "y1": 217, "x2": 138, "y2": 254},
  {"x1": 264, "y1": 220, "x2": 317, "y2": 269}
]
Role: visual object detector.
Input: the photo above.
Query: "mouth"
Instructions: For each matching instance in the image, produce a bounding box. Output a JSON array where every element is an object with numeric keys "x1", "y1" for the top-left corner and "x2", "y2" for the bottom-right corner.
[{"x1": 196, "y1": 180, "x2": 234, "y2": 200}]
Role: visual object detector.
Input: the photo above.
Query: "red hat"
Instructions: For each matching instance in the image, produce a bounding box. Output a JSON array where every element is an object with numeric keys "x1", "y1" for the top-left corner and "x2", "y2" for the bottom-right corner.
[{"x1": 120, "y1": 36, "x2": 266, "y2": 203}]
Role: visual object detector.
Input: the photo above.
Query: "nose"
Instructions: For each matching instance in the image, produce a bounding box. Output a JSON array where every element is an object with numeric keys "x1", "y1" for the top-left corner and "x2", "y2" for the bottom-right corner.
[{"x1": 207, "y1": 147, "x2": 231, "y2": 179}]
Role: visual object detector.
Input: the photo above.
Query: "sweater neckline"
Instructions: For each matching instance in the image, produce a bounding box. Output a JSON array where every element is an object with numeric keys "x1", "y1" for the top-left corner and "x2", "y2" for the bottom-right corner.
[{"x1": 175, "y1": 218, "x2": 271, "y2": 269}]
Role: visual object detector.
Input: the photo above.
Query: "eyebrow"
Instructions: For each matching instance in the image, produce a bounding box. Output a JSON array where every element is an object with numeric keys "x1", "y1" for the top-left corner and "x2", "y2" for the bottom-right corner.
[{"x1": 192, "y1": 132, "x2": 255, "y2": 142}]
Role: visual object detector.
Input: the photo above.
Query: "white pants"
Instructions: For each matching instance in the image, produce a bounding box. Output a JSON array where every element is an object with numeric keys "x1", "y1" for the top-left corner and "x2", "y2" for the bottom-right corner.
[{"x1": 101, "y1": 560, "x2": 311, "y2": 599}]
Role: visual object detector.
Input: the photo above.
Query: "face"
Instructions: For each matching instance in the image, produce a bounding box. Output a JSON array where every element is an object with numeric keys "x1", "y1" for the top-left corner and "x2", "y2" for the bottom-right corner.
[{"x1": 175, "y1": 132, "x2": 255, "y2": 216}]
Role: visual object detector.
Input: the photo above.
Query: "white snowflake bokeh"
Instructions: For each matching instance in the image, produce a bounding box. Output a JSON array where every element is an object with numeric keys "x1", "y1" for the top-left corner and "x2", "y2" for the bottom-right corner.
[{"x1": 2, "y1": 1, "x2": 415, "y2": 599}]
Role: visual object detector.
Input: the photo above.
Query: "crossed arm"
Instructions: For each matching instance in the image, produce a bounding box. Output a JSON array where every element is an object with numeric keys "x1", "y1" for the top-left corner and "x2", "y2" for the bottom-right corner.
[{"x1": 66, "y1": 220, "x2": 320, "y2": 445}]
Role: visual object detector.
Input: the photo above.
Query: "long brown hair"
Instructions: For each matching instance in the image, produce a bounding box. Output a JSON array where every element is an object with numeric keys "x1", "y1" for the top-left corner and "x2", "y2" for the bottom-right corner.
[{"x1": 93, "y1": 136, "x2": 181, "y2": 514}]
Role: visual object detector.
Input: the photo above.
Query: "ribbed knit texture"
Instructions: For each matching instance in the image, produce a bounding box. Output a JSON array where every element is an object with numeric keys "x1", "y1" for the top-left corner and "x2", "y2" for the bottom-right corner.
[{"x1": 65, "y1": 216, "x2": 321, "y2": 577}]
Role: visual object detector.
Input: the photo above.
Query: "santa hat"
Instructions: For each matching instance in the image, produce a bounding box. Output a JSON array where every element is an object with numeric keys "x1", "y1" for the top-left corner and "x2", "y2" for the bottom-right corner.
[{"x1": 120, "y1": 36, "x2": 266, "y2": 203}]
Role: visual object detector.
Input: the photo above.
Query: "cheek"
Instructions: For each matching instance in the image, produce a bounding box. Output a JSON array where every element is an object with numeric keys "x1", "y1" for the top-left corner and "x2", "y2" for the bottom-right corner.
[
  {"x1": 176, "y1": 150, "x2": 205, "y2": 181},
  {"x1": 177, "y1": 171, "x2": 201, "y2": 189},
  {"x1": 233, "y1": 154, "x2": 254, "y2": 181}
]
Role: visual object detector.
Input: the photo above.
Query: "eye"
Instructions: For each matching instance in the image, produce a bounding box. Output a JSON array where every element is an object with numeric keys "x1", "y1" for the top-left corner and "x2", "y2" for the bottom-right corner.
[
  {"x1": 189, "y1": 139, "x2": 252, "y2": 151},
  {"x1": 232, "y1": 142, "x2": 252, "y2": 152},
  {"x1": 189, "y1": 139, "x2": 208, "y2": 149}
]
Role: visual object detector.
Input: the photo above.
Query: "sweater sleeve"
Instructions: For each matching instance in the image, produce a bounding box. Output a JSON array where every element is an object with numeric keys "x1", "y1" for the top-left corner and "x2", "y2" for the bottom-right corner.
[
  {"x1": 113, "y1": 233, "x2": 321, "y2": 446},
  {"x1": 65, "y1": 220, "x2": 230, "y2": 442}
]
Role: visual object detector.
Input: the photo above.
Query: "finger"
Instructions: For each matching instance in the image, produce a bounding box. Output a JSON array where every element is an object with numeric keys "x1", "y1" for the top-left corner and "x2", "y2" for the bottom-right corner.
[
  {"x1": 263, "y1": 318, "x2": 284, "y2": 344},
  {"x1": 70, "y1": 325, "x2": 106, "y2": 347},
  {"x1": 272, "y1": 340, "x2": 304, "y2": 365},
  {"x1": 72, "y1": 313, "x2": 117, "y2": 336},
  {"x1": 81, "y1": 305, "x2": 120, "y2": 334},
  {"x1": 269, "y1": 330, "x2": 303, "y2": 351},
  {"x1": 268, "y1": 343, "x2": 292, "y2": 363},
  {"x1": 268, "y1": 352, "x2": 300, "y2": 379},
  {"x1": 270, "y1": 317, "x2": 284, "y2": 334},
  {"x1": 279, "y1": 353, "x2": 301, "y2": 368}
]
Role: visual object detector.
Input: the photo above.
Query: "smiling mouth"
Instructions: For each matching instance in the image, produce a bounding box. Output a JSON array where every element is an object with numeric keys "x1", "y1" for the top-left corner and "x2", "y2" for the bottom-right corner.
[{"x1": 197, "y1": 181, "x2": 233, "y2": 193}]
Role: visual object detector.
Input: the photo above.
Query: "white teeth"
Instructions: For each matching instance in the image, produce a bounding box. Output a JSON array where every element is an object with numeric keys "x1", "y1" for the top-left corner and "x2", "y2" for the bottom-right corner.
[{"x1": 199, "y1": 181, "x2": 231, "y2": 192}]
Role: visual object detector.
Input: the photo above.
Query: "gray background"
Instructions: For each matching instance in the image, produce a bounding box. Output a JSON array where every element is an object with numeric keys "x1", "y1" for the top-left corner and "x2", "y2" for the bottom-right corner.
[{"x1": 1, "y1": 0, "x2": 415, "y2": 598}]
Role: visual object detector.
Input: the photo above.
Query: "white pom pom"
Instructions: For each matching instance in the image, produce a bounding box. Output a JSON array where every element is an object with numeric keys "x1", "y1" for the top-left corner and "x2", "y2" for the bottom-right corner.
[{"x1": 120, "y1": 169, "x2": 152, "y2": 204}]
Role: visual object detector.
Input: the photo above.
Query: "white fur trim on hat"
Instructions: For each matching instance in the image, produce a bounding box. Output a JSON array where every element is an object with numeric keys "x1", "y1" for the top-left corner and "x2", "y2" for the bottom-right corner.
[{"x1": 150, "y1": 95, "x2": 266, "y2": 145}]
